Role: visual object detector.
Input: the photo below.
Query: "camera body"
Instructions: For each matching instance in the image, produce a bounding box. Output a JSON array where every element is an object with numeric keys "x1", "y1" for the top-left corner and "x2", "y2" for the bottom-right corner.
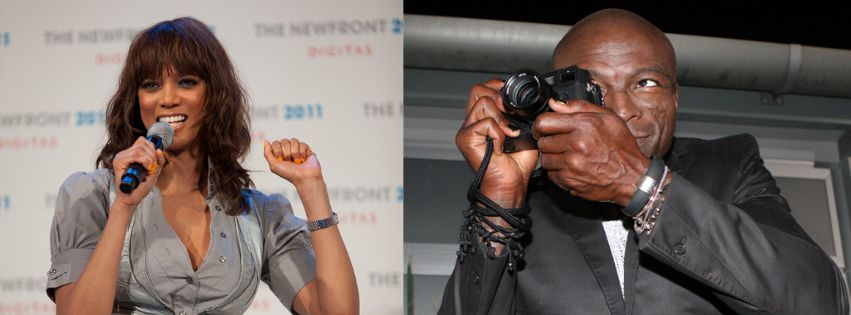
[
  {"x1": 500, "y1": 66, "x2": 605, "y2": 153},
  {"x1": 501, "y1": 66, "x2": 604, "y2": 120}
]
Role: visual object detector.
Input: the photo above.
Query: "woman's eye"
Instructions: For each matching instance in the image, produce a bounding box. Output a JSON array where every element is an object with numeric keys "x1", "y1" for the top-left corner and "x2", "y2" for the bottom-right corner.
[
  {"x1": 637, "y1": 79, "x2": 659, "y2": 88},
  {"x1": 178, "y1": 78, "x2": 199, "y2": 88},
  {"x1": 140, "y1": 81, "x2": 159, "y2": 89}
]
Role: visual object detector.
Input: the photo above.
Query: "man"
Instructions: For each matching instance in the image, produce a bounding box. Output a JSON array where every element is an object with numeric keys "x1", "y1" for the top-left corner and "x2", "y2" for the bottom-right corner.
[{"x1": 439, "y1": 9, "x2": 848, "y2": 315}]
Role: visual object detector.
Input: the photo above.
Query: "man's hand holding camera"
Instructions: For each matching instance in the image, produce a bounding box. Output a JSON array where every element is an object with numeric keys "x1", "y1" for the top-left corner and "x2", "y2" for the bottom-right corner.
[
  {"x1": 458, "y1": 66, "x2": 651, "y2": 212},
  {"x1": 533, "y1": 98, "x2": 649, "y2": 206},
  {"x1": 456, "y1": 79, "x2": 539, "y2": 210}
]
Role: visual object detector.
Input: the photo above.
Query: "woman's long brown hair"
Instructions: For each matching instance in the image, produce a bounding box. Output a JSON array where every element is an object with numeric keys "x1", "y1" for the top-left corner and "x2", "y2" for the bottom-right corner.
[{"x1": 96, "y1": 17, "x2": 253, "y2": 215}]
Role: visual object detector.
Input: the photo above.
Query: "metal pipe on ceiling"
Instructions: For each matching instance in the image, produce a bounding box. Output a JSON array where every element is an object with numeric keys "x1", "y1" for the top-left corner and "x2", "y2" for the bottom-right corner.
[{"x1": 404, "y1": 14, "x2": 851, "y2": 99}]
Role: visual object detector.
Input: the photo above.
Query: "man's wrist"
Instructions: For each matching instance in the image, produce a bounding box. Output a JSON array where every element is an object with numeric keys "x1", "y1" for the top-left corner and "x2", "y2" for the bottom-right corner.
[
  {"x1": 623, "y1": 155, "x2": 665, "y2": 216},
  {"x1": 633, "y1": 164, "x2": 670, "y2": 235},
  {"x1": 478, "y1": 215, "x2": 511, "y2": 231},
  {"x1": 479, "y1": 188, "x2": 525, "y2": 209}
]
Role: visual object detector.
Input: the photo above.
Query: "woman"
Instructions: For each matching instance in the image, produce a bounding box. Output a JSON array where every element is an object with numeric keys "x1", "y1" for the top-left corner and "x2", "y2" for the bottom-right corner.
[{"x1": 46, "y1": 17, "x2": 358, "y2": 315}]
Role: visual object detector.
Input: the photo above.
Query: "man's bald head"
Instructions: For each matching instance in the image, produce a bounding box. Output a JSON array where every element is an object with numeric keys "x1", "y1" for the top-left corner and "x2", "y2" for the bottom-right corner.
[
  {"x1": 550, "y1": 9, "x2": 680, "y2": 158},
  {"x1": 552, "y1": 9, "x2": 677, "y2": 84}
]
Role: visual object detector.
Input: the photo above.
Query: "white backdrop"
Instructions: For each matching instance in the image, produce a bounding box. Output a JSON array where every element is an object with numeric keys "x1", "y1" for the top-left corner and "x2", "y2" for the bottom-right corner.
[{"x1": 0, "y1": 1, "x2": 402, "y2": 314}]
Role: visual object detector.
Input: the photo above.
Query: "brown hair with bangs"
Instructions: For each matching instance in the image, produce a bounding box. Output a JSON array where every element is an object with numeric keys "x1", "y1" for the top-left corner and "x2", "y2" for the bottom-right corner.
[{"x1": 96, "y1": 17, "x2": 254, "y2": 215}]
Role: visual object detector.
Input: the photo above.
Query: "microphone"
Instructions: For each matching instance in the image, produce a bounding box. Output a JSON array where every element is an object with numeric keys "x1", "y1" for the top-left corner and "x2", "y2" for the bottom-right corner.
[{"x1": 119, "y1": 122, "x2": 174, "y2": 194}]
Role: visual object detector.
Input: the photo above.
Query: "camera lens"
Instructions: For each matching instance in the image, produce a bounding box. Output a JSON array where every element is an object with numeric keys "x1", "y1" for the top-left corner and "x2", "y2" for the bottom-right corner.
[{"x1": 501, "y1": 70, "x2": 550, "y2": 118}]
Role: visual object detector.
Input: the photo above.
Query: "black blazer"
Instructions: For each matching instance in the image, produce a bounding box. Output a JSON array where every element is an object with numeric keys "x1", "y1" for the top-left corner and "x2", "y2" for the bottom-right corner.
[{"x1": 439, "y1": 134, "x2": 848, "y2": 315}]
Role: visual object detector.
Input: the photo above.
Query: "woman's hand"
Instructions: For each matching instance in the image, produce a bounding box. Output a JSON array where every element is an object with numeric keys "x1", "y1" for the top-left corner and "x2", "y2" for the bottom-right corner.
[
  {"x1": 112, "y1": 136, "x2": 166, "y2": 208},
  {"x1": 263, "y1": 138, "x2": 323, "y2": 187}
]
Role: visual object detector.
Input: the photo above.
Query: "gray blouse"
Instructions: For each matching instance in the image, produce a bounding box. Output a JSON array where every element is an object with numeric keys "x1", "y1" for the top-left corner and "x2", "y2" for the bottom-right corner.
[{"x1": 46, "y1": 169, "x2": 316, "y2": 315}]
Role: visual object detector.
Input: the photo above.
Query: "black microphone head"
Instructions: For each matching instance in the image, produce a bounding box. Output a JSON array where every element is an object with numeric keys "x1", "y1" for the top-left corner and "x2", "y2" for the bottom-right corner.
[{"x1": 147, "y1": 122, "x2": 174, "y2": 149}]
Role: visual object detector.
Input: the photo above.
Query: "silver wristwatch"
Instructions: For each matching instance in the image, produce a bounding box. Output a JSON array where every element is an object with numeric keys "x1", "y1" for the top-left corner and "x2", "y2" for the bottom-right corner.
[{"x1": 307, "y1": 212, "x2": 339, "y2": 231}]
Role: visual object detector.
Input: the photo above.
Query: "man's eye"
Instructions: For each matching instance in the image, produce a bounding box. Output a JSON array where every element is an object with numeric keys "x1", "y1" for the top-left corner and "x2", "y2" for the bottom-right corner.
[
  {"x1": 637, "y1": 79, "x2": 659, "y2": 88},
  {"x1": 140, "y1": 81, "x2": 159, "y2": 89}
]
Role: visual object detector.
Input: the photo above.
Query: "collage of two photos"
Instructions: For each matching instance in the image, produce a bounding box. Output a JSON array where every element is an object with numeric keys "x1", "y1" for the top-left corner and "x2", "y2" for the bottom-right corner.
[{"x1": 2, "y1": 1, "x2": 851, "y2": 314}]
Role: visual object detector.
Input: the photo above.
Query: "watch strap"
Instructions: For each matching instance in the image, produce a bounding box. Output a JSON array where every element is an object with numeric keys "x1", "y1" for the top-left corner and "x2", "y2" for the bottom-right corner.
[{"x1": 307, "y1": 212, "x2": 339, "y2": 231}]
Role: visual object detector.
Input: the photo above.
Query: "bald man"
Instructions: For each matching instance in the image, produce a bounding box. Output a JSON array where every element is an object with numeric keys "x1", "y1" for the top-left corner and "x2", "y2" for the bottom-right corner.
[{"x1": 440, "y1": 9, "x2": 848, "y2": 315}]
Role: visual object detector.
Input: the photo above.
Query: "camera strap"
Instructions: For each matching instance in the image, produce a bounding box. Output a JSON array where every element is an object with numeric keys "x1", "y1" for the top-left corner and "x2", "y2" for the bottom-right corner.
[{"x1": 459, "y1": 137, "x2": 531, "y2": 271}]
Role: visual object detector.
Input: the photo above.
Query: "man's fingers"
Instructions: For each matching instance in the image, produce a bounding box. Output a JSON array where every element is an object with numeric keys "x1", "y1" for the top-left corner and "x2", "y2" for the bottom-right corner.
[
  {"x1": 540, "y1": 152, "x2": 573, "y2": 172},
  {"x1": 466, "y1": 79, "x2": 508, "y2": 115},
  {"x1": 464, "y1": 97, "x2": 520, "y2": 138},
  {"x1": 459, "y1": 118, "x2": 507, "y2": 156},
  {"x1": 532, "y1": 112, "x2": 581, "y2": 138},
  {"x1": 547, "y1": 98, "x2": 607, "y2": 114},
  {"x1": 536, "y1": 134, "x2": 569, "y2": 154}
]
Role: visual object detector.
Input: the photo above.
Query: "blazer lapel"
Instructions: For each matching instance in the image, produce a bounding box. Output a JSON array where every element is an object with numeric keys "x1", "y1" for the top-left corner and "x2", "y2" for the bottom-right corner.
[
  {"x1": 562, "y1": 209, "x2": 626, "y2": 315},
  {"x1": 622, "y1": 229, "x2": 640, "y2": 315}
]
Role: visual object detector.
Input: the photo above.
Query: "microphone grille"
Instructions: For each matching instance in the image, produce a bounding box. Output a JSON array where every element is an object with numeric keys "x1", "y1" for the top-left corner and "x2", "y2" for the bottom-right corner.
[{"x1": 147, "y1": 122, "x2": 175, "y2": 149}]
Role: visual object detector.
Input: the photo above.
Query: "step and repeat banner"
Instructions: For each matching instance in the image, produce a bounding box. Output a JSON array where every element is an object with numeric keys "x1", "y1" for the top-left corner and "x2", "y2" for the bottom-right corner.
[{"x1": 0, "y1": 1, "x2": 402, "y2": 314}]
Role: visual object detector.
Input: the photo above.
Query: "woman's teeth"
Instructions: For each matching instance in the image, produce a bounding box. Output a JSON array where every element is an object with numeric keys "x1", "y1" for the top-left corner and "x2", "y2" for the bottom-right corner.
[
  {"x1": 158, "y1": 115, "x2": 187, "y2": 123},
  {"x1": 158, "y1": 115, "x2": 187, "y2": 129}
]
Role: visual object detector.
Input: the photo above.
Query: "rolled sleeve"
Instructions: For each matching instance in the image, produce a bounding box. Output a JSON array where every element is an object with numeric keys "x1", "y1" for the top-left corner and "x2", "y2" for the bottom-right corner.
[
  {"x1": 46, "y1": 170, "x2": 110, "y2": 301},
  {"x1": 257, "y1": 192, "x2": 317, "y2": 310},
  {"x1": 46, "y1": 248, "x2": 95, "y2": 300}
]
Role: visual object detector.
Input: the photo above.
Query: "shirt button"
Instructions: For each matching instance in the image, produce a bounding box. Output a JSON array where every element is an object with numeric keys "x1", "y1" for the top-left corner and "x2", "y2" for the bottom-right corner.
[
  {"x1": 215, "y1": 205, "x2": 222, "y2": 211},
  {"x1": 673, "y1": 243, "x2": 687, "y2": 255},
  {"x1": 178, "y1": 311, "x2": 185, "y2": 315},
  {"x1": 49, "y1": 268, "x2": 56, "y2": 275},
  {"x1": 220, "y1": 232, "x2": 227, "y2": 238},
  {"x1": 219, "y1": 256, "x2": 226, "y2": 263}
]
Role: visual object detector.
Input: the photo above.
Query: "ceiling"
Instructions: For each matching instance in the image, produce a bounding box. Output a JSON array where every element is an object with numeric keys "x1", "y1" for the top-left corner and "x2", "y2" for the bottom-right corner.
[{"x1": 405, "y1": 3, "x2": 851, "y2": 50}]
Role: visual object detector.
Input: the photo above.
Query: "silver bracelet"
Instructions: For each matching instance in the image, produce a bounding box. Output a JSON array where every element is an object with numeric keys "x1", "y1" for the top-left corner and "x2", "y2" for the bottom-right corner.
[
  {"x1": 307, "y1": 212, "x2": 339, "y2": 231},
  {"x1": 634, "y1": 194, "x2": 665, "y2": 235},
  {"x1": 623, "y1": 155, "x2": 665, "y2": 216},
  {"x1": 634, "y1": 166, "x2": 669, "y2": 234}
]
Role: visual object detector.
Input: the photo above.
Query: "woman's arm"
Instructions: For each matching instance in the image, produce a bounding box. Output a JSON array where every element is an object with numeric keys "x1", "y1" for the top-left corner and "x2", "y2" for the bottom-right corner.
[
  {"x1": 54, "y1": 138, "x2": 165, "y2": 315},
  {"x1": 264, "y1": 139, "x2": 359, "y2": 315},
  {"x1": 292, "y1": 179, "x2": 359, "y2": 315},
  {"x1": 54, "y1": 204, "x2": 133, "y2": 315}
]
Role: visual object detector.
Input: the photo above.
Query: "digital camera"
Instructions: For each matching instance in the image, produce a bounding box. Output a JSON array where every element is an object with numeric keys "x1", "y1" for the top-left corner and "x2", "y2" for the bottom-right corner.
[{"x1": 500, "y1": 66, "x2": 605, "y2": 152}]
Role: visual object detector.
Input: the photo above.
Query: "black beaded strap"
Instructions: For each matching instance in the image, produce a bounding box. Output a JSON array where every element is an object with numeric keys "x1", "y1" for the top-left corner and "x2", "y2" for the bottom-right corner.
[
  {"x1": 458, "y1": 137, "x2": 531, "y2": 272},
  {"x1": 623, "y1": 155, "x2": 665, "y2": 216}
]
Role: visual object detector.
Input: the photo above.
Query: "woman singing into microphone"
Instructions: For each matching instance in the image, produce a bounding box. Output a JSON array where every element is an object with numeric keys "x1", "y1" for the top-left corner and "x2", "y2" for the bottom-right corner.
[{"x1": 45, "y1": 17, "x2": 358, "y2": 315}]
